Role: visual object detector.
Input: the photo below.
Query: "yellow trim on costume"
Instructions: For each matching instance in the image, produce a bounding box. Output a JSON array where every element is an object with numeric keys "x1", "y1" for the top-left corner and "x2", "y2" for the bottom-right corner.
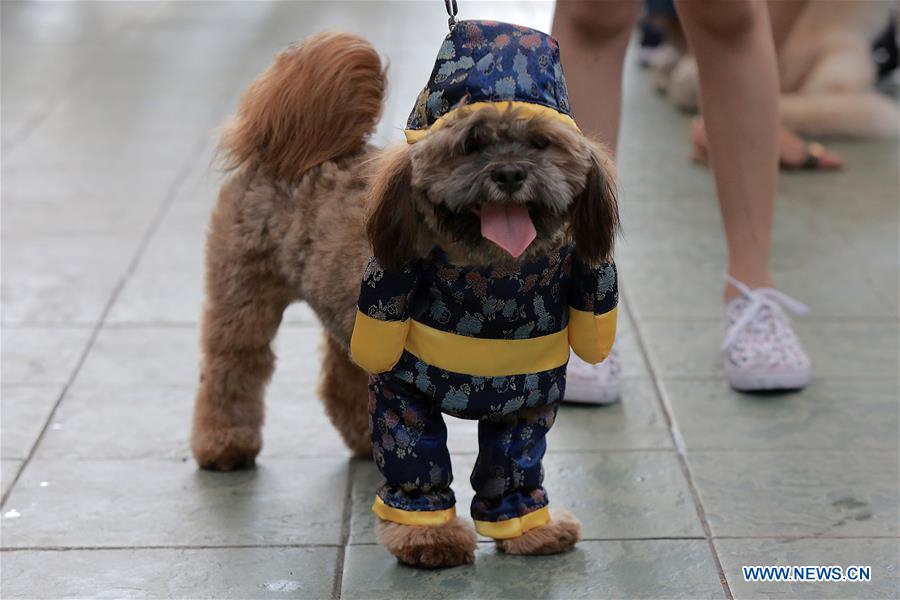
[
  {"x1": 405, "y1": 320, "x2": 570, "y2": 377},
  {"x1": 372, "y1": 496, "x2": 456, "y2": 526},
  {"x1": 350, "y1": 311, "x2": 410, "y2": 374},
  {"x1": 474, "y1": 506, "x2": 551, "y2": 540},
  {"x1": 404, "y1": 101, "x2": 581, "y2": 143},
  {"x1": 568, "y1": 306, "x2": 618, "y2": 364}
]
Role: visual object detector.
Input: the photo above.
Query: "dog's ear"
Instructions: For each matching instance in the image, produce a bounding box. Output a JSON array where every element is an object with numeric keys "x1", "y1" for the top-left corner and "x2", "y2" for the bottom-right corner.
[
  {"x1": 366, "y1": 145, "x2": 419, "y2": 271},
  {"x1": 571, "y1": 141, "x2": 620, "y2": 265}
]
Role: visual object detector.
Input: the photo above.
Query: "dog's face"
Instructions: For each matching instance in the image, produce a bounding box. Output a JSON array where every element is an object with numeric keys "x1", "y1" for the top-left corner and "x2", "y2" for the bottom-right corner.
[{"x1": 367, "y1": 105, "x2": 619, "y2": 269}]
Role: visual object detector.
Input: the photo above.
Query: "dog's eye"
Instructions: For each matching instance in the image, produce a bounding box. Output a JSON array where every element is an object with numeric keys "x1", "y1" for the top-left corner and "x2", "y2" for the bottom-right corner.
[
  {"x1": 462, "y1": 129, "x2": 484, "y2": 154},
  {"x1": 530, "y1": 134, "x2": 550, "y2": 150}
]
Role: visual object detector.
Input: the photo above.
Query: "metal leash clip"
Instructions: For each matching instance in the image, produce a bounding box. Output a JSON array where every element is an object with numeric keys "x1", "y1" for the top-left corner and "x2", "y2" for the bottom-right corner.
[{"x1": 444, "y1": 0, "x2": 458, "y2": 30}]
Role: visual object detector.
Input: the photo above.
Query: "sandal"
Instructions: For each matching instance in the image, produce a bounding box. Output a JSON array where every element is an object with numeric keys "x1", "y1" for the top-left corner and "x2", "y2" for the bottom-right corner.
[{"x1": 690, "y1": 118, "x2": 842, "y2": 171}]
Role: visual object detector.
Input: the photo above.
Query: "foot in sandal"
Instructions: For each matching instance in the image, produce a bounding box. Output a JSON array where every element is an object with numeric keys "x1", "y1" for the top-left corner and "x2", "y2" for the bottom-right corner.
[{"x1": 691, "y1": 117, "x2": 843, "y2": 170}]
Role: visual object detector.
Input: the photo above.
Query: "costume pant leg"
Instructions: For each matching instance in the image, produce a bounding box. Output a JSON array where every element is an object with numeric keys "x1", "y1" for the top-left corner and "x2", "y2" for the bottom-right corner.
[
  {"x1": 469, "y1": 403, "x2": 559, "y2": 539},
  {"x1": 369, "y1": 370, "x2": 456, "y2": 525}
]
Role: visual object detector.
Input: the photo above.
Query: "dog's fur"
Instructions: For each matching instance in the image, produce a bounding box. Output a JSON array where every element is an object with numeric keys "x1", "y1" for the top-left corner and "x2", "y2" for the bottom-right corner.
[
  {"x1": 191, "y1": 31, "x2": 616, "y2": 567},
  {"x1": 376, "y1": 518, "x2": 478, "y2": 568},
  {"x1": 655, "y1": 0, "x2": 898, "y2": 138},
  {"x1": 496, "y1": 509, "x2": 582, "y2": 555}
]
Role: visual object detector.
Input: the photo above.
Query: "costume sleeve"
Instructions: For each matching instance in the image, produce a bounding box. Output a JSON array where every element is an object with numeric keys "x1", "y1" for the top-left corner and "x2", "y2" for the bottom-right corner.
[
  {"x1": 350, "y1": 257, "x2": 420, "y2": 374},
  {"x1": 568, "y1": 258, "x2": 618, "y2": 364}
]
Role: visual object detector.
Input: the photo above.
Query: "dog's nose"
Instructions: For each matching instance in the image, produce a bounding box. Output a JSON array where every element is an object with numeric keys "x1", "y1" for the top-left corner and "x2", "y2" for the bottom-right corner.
[{"x1": 490, "y1": 165, "x2": 527, "y2": 194}]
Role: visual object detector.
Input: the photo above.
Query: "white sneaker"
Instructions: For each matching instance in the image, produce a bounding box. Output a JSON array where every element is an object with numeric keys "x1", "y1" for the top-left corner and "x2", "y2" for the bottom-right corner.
[
  {"x1": 564, "y1": 345, "x2": 622, "y2": 405},
  {"x1": 722, "y1": 276, "x2": 812, "y2": 392}
]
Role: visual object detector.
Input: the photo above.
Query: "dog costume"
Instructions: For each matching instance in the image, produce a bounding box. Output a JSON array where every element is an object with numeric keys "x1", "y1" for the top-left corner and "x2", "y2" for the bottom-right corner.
[{"x1": 350, "y1": 20, "x2": 618, "y2": 540}]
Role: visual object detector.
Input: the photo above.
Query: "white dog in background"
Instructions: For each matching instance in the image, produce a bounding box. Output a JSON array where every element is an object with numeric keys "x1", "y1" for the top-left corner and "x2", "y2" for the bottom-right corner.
[{"x1": 657, "y1": 0, "x2": 898, "y2": 138}]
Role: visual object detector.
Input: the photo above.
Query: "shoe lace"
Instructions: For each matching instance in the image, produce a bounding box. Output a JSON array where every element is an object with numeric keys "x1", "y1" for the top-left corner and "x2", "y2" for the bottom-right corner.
[{"x1": 721, "y1": 275, "x2": 810, "y2": 351}]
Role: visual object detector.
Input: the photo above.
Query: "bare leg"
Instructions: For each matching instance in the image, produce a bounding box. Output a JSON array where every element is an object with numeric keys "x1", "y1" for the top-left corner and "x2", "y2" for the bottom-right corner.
[
  {"x1": 555, "y1": 0, "x2": 810, "y2": 392},
  {"x1": 191, "y1": 206, "x2": 291, "y2": 471},
  {"x1": 767, "y1": 0, "x2": 808, "y2": 53},
  {"x1": 552, "y1": 1, "x2": 641, "y2": 405},
  {"x1": 552, "y1": 0, "x2": 642, "y2": 150},
  {"x1": 674, "y1": 0, "x2": 779, "y2": 299},
  {"x1": 691, "y1": 118, "x2": 843, "y2": 170}
]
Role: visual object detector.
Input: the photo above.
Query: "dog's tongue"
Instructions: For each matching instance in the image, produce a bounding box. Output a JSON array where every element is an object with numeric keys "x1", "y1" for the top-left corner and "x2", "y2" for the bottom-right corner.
[{"x1": 479, "y1": 204, "x2": 537, "y2": 258}]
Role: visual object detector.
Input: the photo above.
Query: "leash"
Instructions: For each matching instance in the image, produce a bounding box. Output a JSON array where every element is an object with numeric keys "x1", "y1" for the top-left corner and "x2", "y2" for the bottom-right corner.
[{"x1": 444, "y1": 0, "x2": 458, "y2": 30}]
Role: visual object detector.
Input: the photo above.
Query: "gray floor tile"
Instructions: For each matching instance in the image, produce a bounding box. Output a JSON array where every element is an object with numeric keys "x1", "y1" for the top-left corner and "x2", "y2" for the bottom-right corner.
[
  {"x1": 539, "y1": 452, "x2": 703, "y2": 540},
  {"x1": 618, "y1": 254, "x2": 727, "y2": 321},
  {"x1": 443, "y1": 418, "x2": 480, "y2": 456},
  {"x1": 1, "y1": 160, "x2": 179, "y2": 206},
  {"x1": 74, "y1": 324, "x2": 323, "y2": 388},
  {"x1": 596, "y1": 307, "x2": 649, "y2": 378},
  {"x1": 771, "y1": 260, "x2": 898, "y2": 319},
  {"x1": 1, "y1": 546, "x2": 339, "y2": 599},
  {"x1": 109, "y1": 259, "x2": 319, "y2": 323},
  {"x1": 866, "y1": 267, "x2": 900, "y2": 317},
  {"x1": 106, "y1": 230, "x2": 321, "y2": 326},
  {"x1": 664, "y1": 378, "x2": 900, "y2": 451},
  {"x1": 34, "y1": 383, "x2": 349, "y2": 461},
  {"x1": 1, "y1": 458, "x2": 349, "y2": 548},
  {"x1": 106, "y1": 268, "x2": 205, "y2": 325},
  {"x1": 2, "y1": 460, "x2": 23, "y2": 497},
  {"x1": 689, "y1": 450, "x2": 900, "y2": 538},
  {"x1": 1, "y1": 386, "x2": 61, "y2": 459},
  {"x1": 349, "y1": 451, "x2": 702, "y2": 544},
  {"x1": 0, "y1": 116, "x2": 31, "y2": 151},
  {"x1": 641, "y1": 319, "x2": 900, "y2": 379},
  {"x1": 620, "y1": 251, "x2": 897, "y2": 320},
  {"x1": 282, "y1": 302, "x2": 321, "y2": 326},
  {"x1": 341, "y1": 540, "x2": 725, "y2": 599},
  {"x1": 717, "y1": 538, "x2": 900, "y2": 599},
  {"x1": 613, "y1": 181, "x2": 894, "y2": 322},
  {"x1": 151, "y1": 162, "x2": 221, "y2": 234},
  {"x1": 25, "y1": 98, "x2": 224, "y2": 161},
  {"x1": 71, "y1": 325, "x2": 202, "y2": 387},
  {"x1": 775, "y1": 142, "x2": 899, "y2": 227},
  {"x1": 1, "y1": 198, "x2": 158, "y2": 238},
  {"x1": 2, "y1": 0, "x2": 898, "y2": 597},
  {"x1": 105, "y1": 232, "x2": 205, "y2": 325},
  {"x1": 1, "y1": 1, "x2": 159, "y2": 45},
  {"x1": 0, "y1": 327, "x2": 91, "y2": 385},
  {"x1": 442, "y1": 379, "x2": 672, "y2": 455},
  {"x1": 553, "y1": 378, "x2": 673, "y2": 450},
  {"x1": 1, "y1": 236, "x2": 138, "y2": 325}
]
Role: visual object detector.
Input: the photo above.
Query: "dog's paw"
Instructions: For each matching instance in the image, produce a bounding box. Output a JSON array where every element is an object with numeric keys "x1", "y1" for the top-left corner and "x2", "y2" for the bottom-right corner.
[
  {"x1": 496, "y1": 508, "x2": 581, "y2": 555},
  {"x1": 376, "y1": 517, "x2": 477, "y2": 568},
  {"x1": 191, "y1": 424, "x2": 261, "y2": 471}
]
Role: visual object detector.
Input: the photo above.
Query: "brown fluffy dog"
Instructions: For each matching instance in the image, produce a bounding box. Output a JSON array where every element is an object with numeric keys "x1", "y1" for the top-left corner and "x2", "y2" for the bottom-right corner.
[{"x1": 191, "y1": 32, "x2": 617, "y2": 565}]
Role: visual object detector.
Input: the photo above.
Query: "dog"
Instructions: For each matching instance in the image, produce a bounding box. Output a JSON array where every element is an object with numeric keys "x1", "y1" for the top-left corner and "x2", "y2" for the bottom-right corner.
[
  {"x1": 657, "y1": 0, "x2": 898, "y2": 138},
  {"x1": 191, "y1": 26, "x2": 618, "y2": 567}
]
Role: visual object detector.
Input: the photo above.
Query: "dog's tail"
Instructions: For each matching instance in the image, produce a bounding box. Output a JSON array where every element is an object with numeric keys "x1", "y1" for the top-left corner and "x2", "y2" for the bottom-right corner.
[
  {"x1": 780, "y1": 91, "x2": 899, "y2": 138},
  {"x1": 219, "y1": 32, "x2": 385, "y2": 182}
]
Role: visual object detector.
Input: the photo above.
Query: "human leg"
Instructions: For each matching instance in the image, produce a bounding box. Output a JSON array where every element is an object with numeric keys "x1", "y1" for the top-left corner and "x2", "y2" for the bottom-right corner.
[
  {"x1": 553, "y1": 1, "x2": 640, "y2": 404},
  {"x1": 552, "y1": 0, "x2": 642, "y2": 147},
  {"x1": 676, "y1": 0, "x2": 811, "y2": 390}
]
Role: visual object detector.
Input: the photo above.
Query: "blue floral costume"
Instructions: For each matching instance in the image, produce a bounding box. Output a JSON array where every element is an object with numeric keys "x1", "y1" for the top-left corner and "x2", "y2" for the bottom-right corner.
[
  {"x1": 352, "y1": 247, "x2": 617, "y2": 538},
  {"x1": 350, "y1": 21, "x2": 619, "y2": 540}
]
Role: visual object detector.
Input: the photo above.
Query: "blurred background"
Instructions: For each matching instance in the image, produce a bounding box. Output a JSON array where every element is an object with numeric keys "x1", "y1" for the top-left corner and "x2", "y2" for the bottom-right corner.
[{"x1": 1, "y1": 1, "x2": 898, "y2": 598}]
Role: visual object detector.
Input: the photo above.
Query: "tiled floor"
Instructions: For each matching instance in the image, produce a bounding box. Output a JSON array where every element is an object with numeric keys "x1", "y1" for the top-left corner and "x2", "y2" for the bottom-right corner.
[{"x1": 1, "y1": 2, "x2": 898, "y2": 598}]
